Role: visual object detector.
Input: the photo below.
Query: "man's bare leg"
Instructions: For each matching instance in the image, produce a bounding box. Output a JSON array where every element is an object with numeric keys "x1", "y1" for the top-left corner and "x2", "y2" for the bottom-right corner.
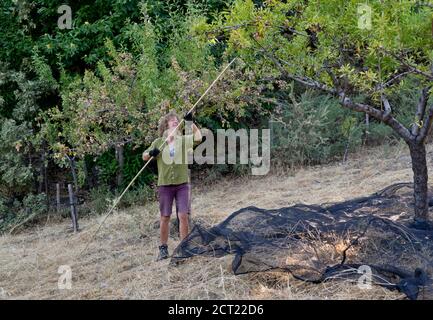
[
  {"x1": 160, "y1": 215, "x2": 170, "y2": 244},
  {"x1": 179, "y1": 213, "x2": 189, "y2": 240}
]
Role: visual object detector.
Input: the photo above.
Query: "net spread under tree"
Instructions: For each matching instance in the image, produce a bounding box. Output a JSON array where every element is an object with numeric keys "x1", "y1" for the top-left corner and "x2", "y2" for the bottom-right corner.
[{"x1": 171, "y1": 183, "x2": 433, "y2": 300}]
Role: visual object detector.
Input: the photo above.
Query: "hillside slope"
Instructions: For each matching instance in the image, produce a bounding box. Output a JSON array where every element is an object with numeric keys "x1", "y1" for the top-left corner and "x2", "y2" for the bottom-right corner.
[{"x1": 1, "y1": 141, "x2": 432, "y2": 300}]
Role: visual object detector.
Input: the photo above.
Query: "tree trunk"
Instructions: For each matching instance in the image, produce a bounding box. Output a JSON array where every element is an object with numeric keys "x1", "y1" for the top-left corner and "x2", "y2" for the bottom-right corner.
[
  {"x1": 68, "y1": 184, "x2": 78, "y2": 233},
  {"x1": 67, "y1": 156, "x2": 79, "y2": 194},
  {"x1": 363, "y1": 113, "x2": 369, "y2": 145},
  {"x1": 83, "y1": 156, "x2": 93, "y2": 189},
  {"x1": 38, "y1": 150, "x2": 45, "y2": 194},
  {"x1": 115, "y1": 144, "x2": 124, "y2": 187},
  {"x1": 44, "y1": 151, "x2": 49, "y2": 209},
  {"x1": 408, "y1": 142, "x2": 429, "y2": 222},
  {"x1": 56, "y1": 183, "x2": 61, "y2": 213},
  {"x1": 343, "y1": 138, "x2": 350, "y2": 163}
]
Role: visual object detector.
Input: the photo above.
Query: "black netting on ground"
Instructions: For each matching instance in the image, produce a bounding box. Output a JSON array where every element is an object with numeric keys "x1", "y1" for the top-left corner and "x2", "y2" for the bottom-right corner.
[{"x1": 171, "y1": 183, "x2": 433, "y2": 300}]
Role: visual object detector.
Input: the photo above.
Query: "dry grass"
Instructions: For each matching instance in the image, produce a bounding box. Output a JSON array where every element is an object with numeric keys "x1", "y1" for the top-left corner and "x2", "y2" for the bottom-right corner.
[{"x1": 0, "y1": 141, "x2": 431, "y2": 300}]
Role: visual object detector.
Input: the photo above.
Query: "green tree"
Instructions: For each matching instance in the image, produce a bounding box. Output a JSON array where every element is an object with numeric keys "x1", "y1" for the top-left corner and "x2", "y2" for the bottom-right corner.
[{"x1": 209, "y1": 0, "x2": 433, "y2": 224}]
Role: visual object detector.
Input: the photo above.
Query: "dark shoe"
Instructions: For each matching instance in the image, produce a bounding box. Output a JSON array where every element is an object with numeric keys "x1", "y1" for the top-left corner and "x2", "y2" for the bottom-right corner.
[{"x1": 157, "y1": 244, "x2": 169, "y2": 261}]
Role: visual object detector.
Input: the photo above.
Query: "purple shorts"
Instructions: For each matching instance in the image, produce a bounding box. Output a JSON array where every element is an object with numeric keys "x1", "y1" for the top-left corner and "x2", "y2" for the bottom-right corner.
[{"x1": 158, "y1": 183, "x2": 191, "y2": 217}]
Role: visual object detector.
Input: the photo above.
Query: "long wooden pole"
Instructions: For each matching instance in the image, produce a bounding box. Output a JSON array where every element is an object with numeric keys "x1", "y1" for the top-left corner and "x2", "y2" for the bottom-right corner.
[{"x1": 79, "y1": 57, "x2": 237, "y2": 256}]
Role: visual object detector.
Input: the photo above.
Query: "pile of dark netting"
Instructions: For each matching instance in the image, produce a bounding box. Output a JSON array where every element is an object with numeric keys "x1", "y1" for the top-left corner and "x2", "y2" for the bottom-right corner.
[{"x1": 171, "y1": 183, "x2": 433, "y2": 300}]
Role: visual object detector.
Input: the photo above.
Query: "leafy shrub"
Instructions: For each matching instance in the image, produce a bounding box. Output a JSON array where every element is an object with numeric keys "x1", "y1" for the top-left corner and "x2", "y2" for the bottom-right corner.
[
  {"x1": 0, "y1": 193, "x2": 47, "y2": 233},
  {"x1": 117, "y1": 183, "x2": 156, "y2": 209},
  {"x1": 88, "y1": 185, "x2": 113, "y2": 215},
  {"x1": 88, "y1": 183, "x2": 156, "y2": 215},
  {"x1": 270, "y1": 89, "x2": 364, "y2": 167},
  {"x1": 93, "y1": 144, "x2": 156, "y2": 189}
]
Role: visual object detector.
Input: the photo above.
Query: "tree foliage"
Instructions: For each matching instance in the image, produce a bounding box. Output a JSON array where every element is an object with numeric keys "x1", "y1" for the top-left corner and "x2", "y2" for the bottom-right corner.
[{"x1": 1, "y1": 0, "x2": 432, "y2": 230}]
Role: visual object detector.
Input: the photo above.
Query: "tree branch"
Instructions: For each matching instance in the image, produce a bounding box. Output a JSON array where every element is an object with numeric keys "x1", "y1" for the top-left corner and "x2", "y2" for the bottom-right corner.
[
  {"x1": 259, "y1": 48, "x2": 336, "y2": 94},
  {"x1": 381, "y1": 96, "x2": 392, "y2": 120},
  {"x1": 257, "y1": 45, "x2": 414, "y2": 143},
  {"x1": 281, "y1": 26, "x2": 310, "y2": 38},
  {"x1": 205, "y1": 22, "x2": 252, "y2": 36},
  {"x1": 205, "y1": 21, "x2": 310, "y2": 39},
  {"x1": 380, "y1": 47, "x2": 433, "y2": 81},
  {"x1": 412, "y1": 87, "x2": 430, "y2": 137},
  {"x1": 324, "y1": 67, "x2": 341, "y2": 91},
  {"x1": 417, "y1": 104, "x2": 433, "y2": 144},
  {"x1": 372, "y1": 71, "x2": 413, "y2": 93},
  {"x1": 337, "y1": 93, "x2": 381, "y2": 119},
  {"x1": 338, "y1": 92, "x2": 412, "y2": 142},
  {"x1": 324, "y1": 64, "x2": 414, "y2": 143},
  {"x1": 415, "y1": 86, "x2": 433, "y2": 143}
]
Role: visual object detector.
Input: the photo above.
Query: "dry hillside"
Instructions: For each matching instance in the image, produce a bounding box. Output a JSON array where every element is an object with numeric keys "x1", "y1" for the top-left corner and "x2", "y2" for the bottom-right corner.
[{"x1": 1, "y1": 141, "x2": 432, "y2": 300}]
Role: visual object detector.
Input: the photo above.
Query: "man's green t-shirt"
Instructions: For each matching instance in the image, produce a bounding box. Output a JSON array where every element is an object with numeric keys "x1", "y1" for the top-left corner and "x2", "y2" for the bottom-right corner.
[{"x1": 145, "y1": 134, "x2": 200, "y2": 186}]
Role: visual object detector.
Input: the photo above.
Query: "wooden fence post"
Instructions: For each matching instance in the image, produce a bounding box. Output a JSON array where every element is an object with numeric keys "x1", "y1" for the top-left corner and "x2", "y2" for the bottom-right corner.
[
  {"x1": 68, "y1": 184, "x2": 79, "y2": 232},
  {"x1": 56, "y1": 183, "x2": 61, "y2": 213}
]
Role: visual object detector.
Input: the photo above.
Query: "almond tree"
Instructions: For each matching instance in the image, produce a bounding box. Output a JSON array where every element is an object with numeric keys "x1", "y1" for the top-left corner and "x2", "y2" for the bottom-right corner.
[{"x1": 211, "y1": 0, "x2": 433, "y2": 225}]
